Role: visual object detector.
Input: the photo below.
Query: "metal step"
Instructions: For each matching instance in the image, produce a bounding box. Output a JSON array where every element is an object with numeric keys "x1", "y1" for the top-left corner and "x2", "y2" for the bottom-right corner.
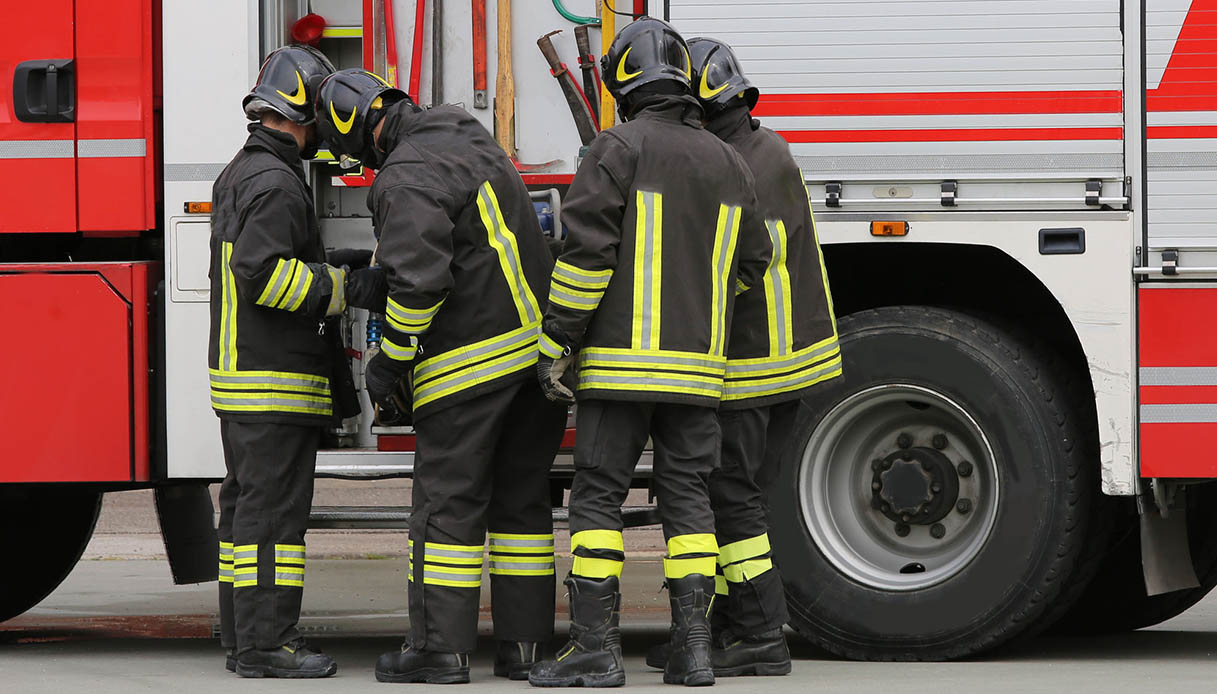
[
  {"x1": 314, "y1": 450, "x2": 654, "y2": 480},
  {"x1": 309, "y1": 505, "x2": 661, "y2": 530}
]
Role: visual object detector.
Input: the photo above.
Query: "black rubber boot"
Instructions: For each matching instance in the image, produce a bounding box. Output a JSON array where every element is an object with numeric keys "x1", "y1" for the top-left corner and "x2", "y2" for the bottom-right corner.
[
  {"x1": 645, "y1": 641, "x2": 671, "y2": 670},
  {"x1": 711, "y1": 628, "x2": 791, "y2": 677},
  {"x1": 494, "y1": 641, "x2": 551, "y2": 680},
  {"x1": 647, "y1": 592, "x2": 731, "y2": 670},
  {"x1": 225, "y1": 648, "x2": 236, "y2": 673},
  {"x1": 662, "y1": 575, "x2": 716, "y2": 687},
  {"x1": 235, "y1": 639, "x2": 337, "y2": 678},
  {"x1": 528, "y1": 575, "x2": 626, "y2": 688},
  {"x1": 374, "y1": 646, "x2": 470, "y2": 684}
]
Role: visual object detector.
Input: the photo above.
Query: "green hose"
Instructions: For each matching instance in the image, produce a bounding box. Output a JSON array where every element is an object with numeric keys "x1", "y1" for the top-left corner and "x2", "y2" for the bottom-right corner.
[{"x1": 553, "y1": 0, "x2": 599, "y2": 25}]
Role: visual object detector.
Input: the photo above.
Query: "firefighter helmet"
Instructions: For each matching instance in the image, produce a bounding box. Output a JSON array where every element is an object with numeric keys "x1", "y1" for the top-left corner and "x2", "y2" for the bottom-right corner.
[
  {"x1": 243, "y1": 45, "x2": 336, "y2": 125},
  {"x1": 315, "y1": 69, "x2": 409, "y2": 169},
  {"x1": 688, "y1": 37, "x2": 759, "y2": 115},
  {"x1": 600, "y1": 17, "x2": 692, "y2": 103}
]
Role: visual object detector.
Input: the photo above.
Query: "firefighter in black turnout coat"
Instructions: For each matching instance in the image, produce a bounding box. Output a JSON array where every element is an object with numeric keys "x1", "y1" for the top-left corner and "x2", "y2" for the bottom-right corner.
[
  {"x1": 209, "y1": 45, "x2": 380, "y2": 679},
  {"x1": 643, "y1": 37, "x2": 843, "y2": 677},
  {"x1": 528, "y1": 18, "x2": 772, "y2": 688},
  {"x1": 315, "y1": 70, "x2": 567, "y2": 684}
]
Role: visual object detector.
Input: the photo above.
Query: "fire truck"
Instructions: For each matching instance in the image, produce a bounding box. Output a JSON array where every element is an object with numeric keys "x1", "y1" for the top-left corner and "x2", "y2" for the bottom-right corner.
[{"x1": 4, "y1": 0, "x2": 1217, "y2": 661}]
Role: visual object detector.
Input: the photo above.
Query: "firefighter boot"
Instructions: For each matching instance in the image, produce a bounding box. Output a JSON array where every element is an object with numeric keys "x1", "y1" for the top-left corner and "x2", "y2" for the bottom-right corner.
[
  {"x1": 711, "y1": 628, "x2": 791, "y2": 677},
  {"x1": 374, "y1": 645, "x2": 470, "y2": 684},
  {"x1": 235, "y1": 639, "x2": 337, "y2": 678},
  {"x1": 662, "y1": 575, "x2": 717, "y2": 686},
  {"x1": 528, "y1": 575, "x2": 625, "y2": 688},
  {"x1": 225, "y1": 648, "x2": 236, "y2": 673},
  {"x1": 494, "y1": 641, "x2": 552, "y2": 680},
  {"x1": 646, "y1": 591, "x2": 730, "y2": 670}
]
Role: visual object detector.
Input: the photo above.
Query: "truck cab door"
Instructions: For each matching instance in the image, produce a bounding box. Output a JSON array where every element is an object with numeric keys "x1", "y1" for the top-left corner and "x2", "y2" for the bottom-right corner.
[{"x1": 2, "y1": 1, "x2": 77, "y2": 235}]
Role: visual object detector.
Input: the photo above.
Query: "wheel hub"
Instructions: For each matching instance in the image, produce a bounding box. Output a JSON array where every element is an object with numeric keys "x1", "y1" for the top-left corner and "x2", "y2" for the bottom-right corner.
[{"x1": 873, "y1": 447, "x2": 960, "y2": 525}]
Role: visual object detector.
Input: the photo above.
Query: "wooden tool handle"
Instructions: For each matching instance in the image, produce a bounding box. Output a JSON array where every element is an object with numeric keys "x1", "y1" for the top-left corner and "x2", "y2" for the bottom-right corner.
[{"x1": 495, "y1": 0, "x2": 516, "y2": 156}]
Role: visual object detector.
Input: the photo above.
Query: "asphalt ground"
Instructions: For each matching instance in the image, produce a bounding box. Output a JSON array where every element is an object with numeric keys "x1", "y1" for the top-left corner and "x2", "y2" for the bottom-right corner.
[{"x1": 4, "y1": 485, "x2": 1217, "y2": 692}]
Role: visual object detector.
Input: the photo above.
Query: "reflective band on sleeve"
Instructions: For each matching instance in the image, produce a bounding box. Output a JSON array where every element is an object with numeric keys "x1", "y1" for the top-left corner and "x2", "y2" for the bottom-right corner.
[
  {"x1": 274, "y1": 544, "x2": 306, "y2": 565},
  {"x1": 325, "y1": 265, "x2": 346, "y2": 317},
  {"x1": 256, "y1": 258, "x2": 293, "y2": 307},
  {"x1": 668, "y1": 534, "x2": 718, "y2": 557},
  {"x1": 381, "y1": 336, "x2": 418, "y2": 361},
  {"x1": 718, "y1": 534, "x2": 770, "y2": 566},
  {"x1": 571, "y1": 529, "x2": 625, "y2": 553},
  {"x1": 386, "y1": 297, "x2": 443, "y2": 336},
  {"x1": 709, "y1": 204, "x2": 742, "y2": 356},
  {"x1": 283, "y1": 264, "x2": 315, "y2": 312},
  {"x1": 631, "y1": 190, "x2": 663, "y2": 351},
  {"x1": 549, "y1": 281, "x2": 605, "y2": 311},
  {"x1": 722, "y1": 558, "x2": 773, "y2": 583},
  {"x1": 275, "y1": 566, "x2": 305, "y2": 587},
  {"x1": 762, "y1": 220, "x2": 794, "y2": 357},
  {"x1": 232, "y1": 545, "x2": 258, "y2": 566},
  {"x1": 476, "y1": 181, "x2": 542, "y2": 326},
  {"x1": 539, "y1": 332, "x2": 566, "y2": 359},
  {"x1": 736, "y1": 279, "x2": 750, "y2": 296},
  {"x1": 714, "y1": 574, "x2": 729, "y2": 596},
  {"x1": 664, "y1": 555, "x2": 717, "y2": 579},
  {"x1": 220, "y1": 242, "x2": 239, "y2": 371},
  {"x1": 552, "y1": 259, "x2": 611, "y2": 289},
  {"x1": 233, "y1": 566, "x2": 258, "y2": 588},
  {"x1": 572, "y1": 556, "x2": 623, "y2": 579}
]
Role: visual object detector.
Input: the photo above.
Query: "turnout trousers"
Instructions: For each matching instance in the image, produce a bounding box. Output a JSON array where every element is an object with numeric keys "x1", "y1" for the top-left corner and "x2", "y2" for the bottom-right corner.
[
  {"x1": 568, "y1": 400, "x2": 722, "y2": 584},
  {"x1": 408, "y1": 379, "x2": 567, "y2": 653},
  {"x1": 217, "y1": 419, "x2": 320, "y2": 653},
  {"x1": 708, "y1": 401, "x2": 798, "y2": 636}
]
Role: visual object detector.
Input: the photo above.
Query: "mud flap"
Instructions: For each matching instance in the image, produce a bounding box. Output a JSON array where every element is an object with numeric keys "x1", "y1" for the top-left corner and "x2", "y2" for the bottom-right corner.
[
  {"x1": 1140, "y1": 484, "x2": 1200, "y2": 596},
  {"x1": 155, "y1": 484, "x2": 219, "y2": 584}
]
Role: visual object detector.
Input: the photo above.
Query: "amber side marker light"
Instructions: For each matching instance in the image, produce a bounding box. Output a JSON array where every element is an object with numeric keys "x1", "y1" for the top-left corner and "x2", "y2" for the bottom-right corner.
[
  {"x1": 184, "y1": 201, "x2": 212, "y2": 214},
  {"x1": 871, "y1": 221, "x2": 909, "y2": 237}
]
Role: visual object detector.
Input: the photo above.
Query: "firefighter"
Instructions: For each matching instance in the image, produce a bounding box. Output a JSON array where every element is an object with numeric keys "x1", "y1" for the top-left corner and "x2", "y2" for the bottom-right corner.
[
  {"x1": 643, "y1": 37, "x2": 843, "y2": 677},
  {"x1": 527, "y1": 18, "x2": 772, "y2": 688},
  {"x1": 211, "y1": 45, "x2": 383, "y2": 678},
  {"x1": 315, "y1": 69, "x2": 567, "y2": 684}
]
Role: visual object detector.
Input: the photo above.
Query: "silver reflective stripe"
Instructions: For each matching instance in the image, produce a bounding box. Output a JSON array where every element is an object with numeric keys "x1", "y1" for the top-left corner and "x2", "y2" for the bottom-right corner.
[
  {"x1": 553, "y1": 261, "x2": 610, "y2": 288},
  {"x1": 550, "y1": 283, "x2": 601, "y2": 308},
  {"x1": 233, "y1": 548, "x2": 257, "y2": 561},
  {"x1": 764, "y1": 219, "x2": 790, "y2": 356},
  {"x1": 424, "y1": 570, "x2": 482, "y2": 584},
  {"x1": 260, "y1": 264, "x2": 292, "y2": 309},
  {"x1": 210, "y1": 394, "x2": 331, "y2": 412},
  {"x1": 638, "y1": 191, "x2": 659, "y2": 350},
  {"x1": 165, "y1": 162, "x2": 226, "y2": 181},
  {"x1": 208, "y1": 371, "x2": 328, "y2": 389},
  {"x1": 1141, "y1": 404, "x2": 1217, "y2": 424},
  {"x1": 0, "y1": 139, "x2": 73, "y2": 159},
  {"x1": 479, "y1": 183, "x2": 539, "y2": 324},
  {"x1": 725, "y1": 340, "x2": 840, "y2": 378},
  {"x1": 584, "y1": 373, "x2": 722, "y2": 393},
  {"x1": 218, "y1": 566, "x2": 234, "y2": 578},
  {"x1": 489, "y1": 537, "x2": 554, "y2": 548},
  {"x1": 583, "y1": 349, "x2": 723, "y2": 372},
  {"x1": 77, "y1": 138, "x2": 146, "y2": 158},
  {"x1": 414, "y1": 327, "x2": 536, "y2": 384},
  {"x1": 275, "y1": 549, "x2": 306, "y2": 561},
  {"x1": 489, "y1": 561, "x2": 553, "y2": 571},
  {"x1": 711, "y1": 206, "x2": 739, "y2": 354},
  {"x1": 724, "y1": 358, "x2": 841, "y2": 396},
  {"x1": 417, "y1": 348, "x2": 537, "y2": 398},
  {"x1": 279, "y1": 263, "x2": 311, "y2": 312},
  {"x1": 1140, "y1": 367, "x2": 1217, "y2": 387},
  {"x1": 275, "y1": 572, "x2": 304, "y2": 584},
  {"x1": 425, "y1": 547, "x2": 483, "y2": 560}
]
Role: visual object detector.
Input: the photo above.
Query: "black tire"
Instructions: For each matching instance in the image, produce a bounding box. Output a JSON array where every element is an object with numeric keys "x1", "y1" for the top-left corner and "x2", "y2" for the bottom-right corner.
[
  {"x1": 0, "y1": 486, "x2": 102, "y2": 622},
  {"x1": 1056, "y1": 482, "x2": 1217, "y2": 634},
  {"x1": 769, "y1": 306, "x2": 1107, "y2": 661}
]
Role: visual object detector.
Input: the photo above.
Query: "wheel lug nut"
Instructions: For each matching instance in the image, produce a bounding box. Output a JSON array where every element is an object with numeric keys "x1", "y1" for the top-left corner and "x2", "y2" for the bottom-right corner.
[
  {"x1": 881, "y1": 503, "x2": 891, "y2": 512},
  {"x1": 930, "y1": 523, "x2": 946, "y2": 539},
  {"x1": 901, "y1": 513, "x2": 911, "y2": 522},
  {"x1": 957, "y1": 499, "x2": 972, "y2": 514},
  {"x1": 872, "y1": 481, "x2": 882, "y2": 491},
  {"x1": 931, "y1": 483, "x2": 942, "y2": 493},
  {"x1": 957, "y1": 461, "x2": 973, "y2": 477},
  {"x1": 871, "y1": 458, "x2": 884, "y2": 471},
  {"x1": 896, "y1": 433, "x2": 913, "y2": 449},
  {"x1": 932, "y1": 434, "x2": 948, "y2": 450},
  {"x1": 895, "y1": 524, "x2": 910, "y2": 537}
]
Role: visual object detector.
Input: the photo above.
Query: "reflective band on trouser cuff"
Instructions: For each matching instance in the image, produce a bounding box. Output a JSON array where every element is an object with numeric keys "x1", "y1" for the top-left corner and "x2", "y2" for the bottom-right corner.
[
  {"x1": 668, "y1": 534, "x2": 717, "y2": 557},
  {"x1": 539, "y1": 332, "x2": 566, "y2": 359},
  {"x1": 571, "y1": 529, "x2": 625, "y2": 553},
  {"x1": 762, "y1": 219, "x2": 794, "y2": 357},
  {"x1": 219, "y1": 242, "x2": 238, "y2": 371},
  {"x1": 412, "y1": 328, "x2": 539, "y2": 409},
  {"x1": 386, "y1": 297, "x2": 443, "y2": 335},
  {"x1": 275, "y1": 566, "x2": 305, "y2": 587},
  {"x1": 722, "y1": 558, "x2": 773, "y2": 583},
  {"x1": 552, "y1": 259, "x2": 612, "y2": 289},
  {"x1": 381, "y1": 336, "x2": 418, "y2": 361},
  {"x1": 572, "y1": 556, "x2": 623, "y2": 579},
  {"x1": 709, "y1": 203, "x2": 742, "y2": 356},
  {"x1": 409, "y1": 540, "x2": 485, "y2": 587},
  {"x1": 489, "y1": 533, "x2": 555, "y2": 576},
  {"x1": 489, "y1": 555, "x2": 556, "y2": 576},
  {"x1": 476, "y1": 181, "x2": 542, "y2": 326},
  {"x1": 256, "y1": 257, "x2": 294, "y2": 307},
  {"x1": 489, "y1": 532, "x2": 555, "y2": 553},
  {"x1": 664, "y1": 555, "x2": 717, "y2": 579},
  {"x1": 208, "y1": 369, "x2": 330, "y2": 395},
  {"x1": 631, "y1": 190, "x2": 663, "y2": 351},
  {"x1": 715, "y1": 574, "x2": 728, "y2": 596},
  {"x1": 275, "y1": 544, "x2": 306, "y2": 565},
  {"x1": 219, "y1": 540, "x2": 235, "y2": 583},
  {"x1": 325, "y1": 265, "x2": 346, "y2": 316},
  {"x1": 571, "y1": 529, "x2": 625, "y2": 579},
  {"x1": 415, "y1": 565, "x2": 483, "y2": 588},
  {"x1": 410, "y1": 540, "x2": 486, "y2": 565},
  {"x1": 718, "y1": 534, "x2": 770, "y2": 566},
  {"x1": 233, "y1": 567, "x2": 258, "y2": 588},
  {"x1": 233, "y1": 545, "x2": 257, "y2": 566}
]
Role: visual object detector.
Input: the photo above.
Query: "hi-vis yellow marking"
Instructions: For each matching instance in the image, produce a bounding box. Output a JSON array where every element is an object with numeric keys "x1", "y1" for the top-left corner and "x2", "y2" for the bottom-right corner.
[
  {"x1": 277, "y1": 71, "x2": 307, "y2": 106},
  {"x1": 331, "y1": 103, "x2": 357, "y2": 134},
  {"x1": 699, "y1": 68, "x2": 728, "y2": 100},
  {"x1": 617, "y1": 47, "x2": 643, "y2": 82}
]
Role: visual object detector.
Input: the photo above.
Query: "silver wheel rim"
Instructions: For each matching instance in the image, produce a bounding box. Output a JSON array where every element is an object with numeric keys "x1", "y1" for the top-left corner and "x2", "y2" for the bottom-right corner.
[{"x1": 798, "y1": 384, "x2": 1000, "y2": 591}]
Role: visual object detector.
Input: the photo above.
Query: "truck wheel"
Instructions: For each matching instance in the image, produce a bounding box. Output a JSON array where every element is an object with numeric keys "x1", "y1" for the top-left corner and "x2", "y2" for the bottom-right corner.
[
  {"x1": 1056, "y1": 482, "x2": 1217, "y2": 634},
  {"x1": 769, "y1": 306, "x2": 1105, "y2": 660},
  {"x1": 0, "y1": 487, "x2": 102, "y2": 622}
]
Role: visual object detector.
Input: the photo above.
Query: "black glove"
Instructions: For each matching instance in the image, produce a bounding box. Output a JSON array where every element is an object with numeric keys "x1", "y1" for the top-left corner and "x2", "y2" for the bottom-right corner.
[
  {"x1": 326, "y1": 248, "x2": 374, "y2": 270},
  {"x1": 365, "y1": 350, "x2": 413, "y2": 426},
  {"x1": 537, "y1": 353, "x2": 576, "y2": 404},
  {"x1": 346, "y1": 267, "x2": 389, "y2": 312}
]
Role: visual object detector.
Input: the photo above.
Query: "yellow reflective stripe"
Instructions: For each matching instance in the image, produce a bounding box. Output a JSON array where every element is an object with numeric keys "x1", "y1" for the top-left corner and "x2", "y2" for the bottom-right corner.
[
  {"x1": 325, "y1": 265, "x2": 346, "y2": 316},
  {"x1": 284, "y1": 264, "x2": 314, "y2": 312},
  {"x1": 209, "y1": 377, "x2": 330, "y2": 396},
  {"x1": 715, "y1": 575, "x2": 729, "y2": 595},
  {"x1": 386, "y1": 297, "x2": 443, "y2": 335},
  {"x1": 211, "y1": 401, "x2": 334, "y2": 415},
  {"x1": 668, "y1": 533, "x2": 718, "y2": 557},
  {"x1": 256, "y1": 257, "x2": 293, "y2": 306},
  {"x1": 490, "y1": 567, "x2": 555, "y2": 576},
  {"x1": 233, "y1": 566, "x2": 257, "y2": 587},
  {"x1": 381, "y1": 336, "x2": 417, "y2": 361},
  {"x1": 664, "y1": 555, "x2": 717, "y2": 579},
  {"x1": 208, "y1": 369, "x2": 330, "y2": 390},
  {"x1": 220, "y1": 242, "x2": 238, "y2": 370},
  {"x1": 412, "y1": 343, "x2": 538, "y2": 409},
  {"x1": 412, "y1": 540, "x2": 484, "y2": 554},
  {"x1": 572, "y1": 556, "x2": 623, "y2": 579},
  {"x1": 488, "y1": 532, "x2": 555, "y2": 553},
  {"x1": 722, "y1": 558, "x2": 773, "y2": 583},
  {"x1": 414, "y1": 323, "x2": 538, "y2": 386},
  {"x1": 709, "y1": 204, "x2": 742, "y2": 356},
  {"x1": 718, "y1": 534, "x2": 770, "y2": 566},
  {"x1": 725, "y1": 334, "x2": 840, "y2": 371},
  {"x1": 549, "y1": 281, "x2": 605, "y2": 311},
  {"x1": 721, "y1": 355, "x2": 843, "y2": 401},
  {"x1": 219, "y1": 540, "x2": 234, "y2": 562},
  {"x1": 630, "y1": 190, "x2": 663, "y2": 351},
  {"x1": 209, "y1": 389, "x2": 330, "y2": 404},
  {"x1": 736, "y1": 278, "x2": 750, "y2": 295},
  {"x1": 580, "y1": 347, "x2": 726, "y2": 376},
  {"x1": 274, "y1": 544, "x2": 306, "y2": 565},
  {"x1": 477, "y1": 181, "x2": 542, "y2": 326},
  {"x1": 580, "y1": 368, "x2": 721, "y2": 388},
  {"x1": 762, "y1": 220, "x2": 794, "y2": 357},
  {"x1": 423, "y1": 576, "x2": 483, "y2": 588},
  {"x1": 553, "y1": 259, "x2": 611, "y2": 289},
  {"x1": 233, "y1": 545, "x2": 257, "y2": 565},
  {"x1": 571, "y1": 529, "x2": 624, "y2": 553},
  {"x1": 421, "y1": 565, "x2": 482, "y2": 575},
  {"x1": 422, "y1": 554, "x2": 483, "y2": 565},
  {"x1": 489, "y1": 555, "x2": 555, "y2": 564},
  {"x1": 579, "y1": 378, "x2": 721, "y2": 399},
  {"x1": 539, "y1": 332, "x2": 566, "y2": 359}
]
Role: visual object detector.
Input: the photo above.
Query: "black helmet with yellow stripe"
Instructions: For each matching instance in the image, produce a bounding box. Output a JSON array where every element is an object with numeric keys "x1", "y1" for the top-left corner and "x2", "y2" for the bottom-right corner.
[
  {"x1": 315, "y1": 69, "x2": 409, "y2": 169},
  {"x1": 243, "y1": 45, "x2": 335, "y2": 125},
  {"x1": 688, "y1": 37, "x2": 759, "y2": 116},
  {"x1": 600, "y1": 17, "x2": 692, "y2": 104}
]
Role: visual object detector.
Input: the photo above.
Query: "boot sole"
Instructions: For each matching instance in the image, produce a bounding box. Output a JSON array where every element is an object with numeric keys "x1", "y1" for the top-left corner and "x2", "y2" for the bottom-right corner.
[
  {"x1": 713, "y1": 661, "x2": 792, "y2": 677},
  {"x1": 644, "y1": 654, "x2": 666, "y2": 670},
  {"x1": 662, "y1": 668, "x2": 714, "y2": 687},
  {"x1": 493, "y1": 663, "x2": 532, "y2": 681},
  {"x1": 374, "y1": 666, "x2": 470, "y2": 684},
  {"x1": 528, "y1": 672, "x2": 626, "y2": 688},
  {"x1": 235, "y1": 662, "x2": 338, "y2": 679}
]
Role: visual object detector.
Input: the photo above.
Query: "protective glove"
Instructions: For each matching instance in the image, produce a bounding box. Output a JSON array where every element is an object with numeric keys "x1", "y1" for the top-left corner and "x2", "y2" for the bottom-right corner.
[
  {"x1": 326, "y1": 248, "x2": 374, "y2": 270},
  {"x1": 346, "y1": 267, "x2": 389, "y2": 312},
  {"x1": 365, "y1": 350, "x2": 413, "y2": 426},
  {"x1": 537, "y1": 352, "x2": 576, "y2": 404}
]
